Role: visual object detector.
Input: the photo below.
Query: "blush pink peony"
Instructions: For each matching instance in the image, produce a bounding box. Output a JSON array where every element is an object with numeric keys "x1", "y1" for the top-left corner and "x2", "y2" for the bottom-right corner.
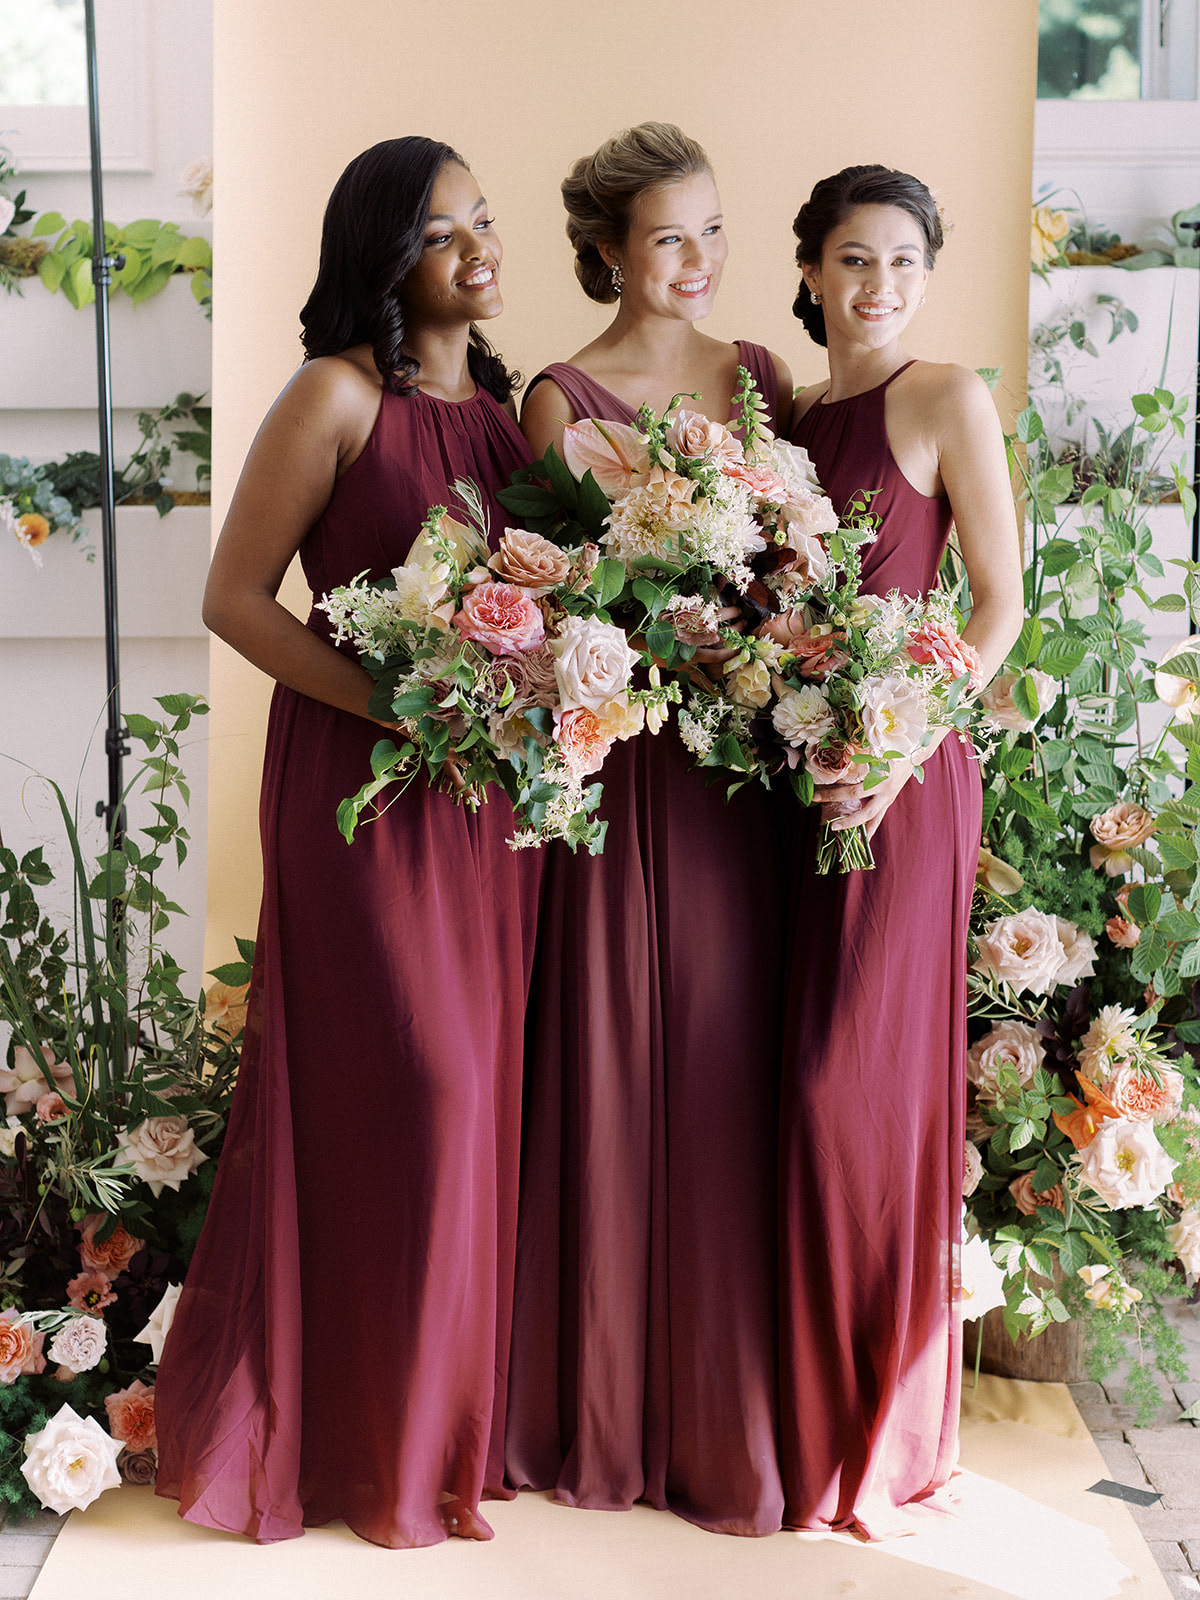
[{"x1": 452, "y1": 582, "x2": 546, "y2": 657}]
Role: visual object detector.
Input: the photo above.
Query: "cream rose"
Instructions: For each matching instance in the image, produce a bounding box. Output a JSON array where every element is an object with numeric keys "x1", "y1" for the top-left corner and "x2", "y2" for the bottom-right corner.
[
  {"x1": 1077, "y1": 1117, "x2": 1176, "y2": 1209},
  {"x1": 117, "y1": 1115, "x2": 209, "y2": 1198},
  {"x1": 1054, "y1": 918, "x2": 1097, "y2": 986},
  {"x1": 48, "y1": 1315, "x2": 107, "y2": 1375},
  {"x1": 1089, "y1": 802, "x2": 1155, "y2": 877},
  {"x1": 973, "y1": 907, "x2": 1070, "y2": 996},
  {"x1": 1167, "y1": 1207, "x2": 1200, "y2": 1277},
  {"x1": 0, "y1": 196, "x2": 15, "y2": 235},
  {"x1": 178, "y1": 155, "x2": 213, "y2": 217},
  {"x1": 21, "y1": 1403, "x2": 122, "y2": 1515},
  {"x1": 778, "y1": 519, "x2": 832, "y2": 589},
  {"x1": 979, "y1": 670, "x2": 1056, "y2": 732},
  {"x1": 966, "y1": 1019, "x2": 1045, "y2": 1102},
  {"x1": 487, "y1": 528, "x2": 572, "y2": 594},
  {"x1": 1155, "y1": 640, "x2": 1200, "y2": 722},
  {"x1": 592, "y1": 695, "x2": 646, "y2": 742},
  {"x1": 962, "y1": 1141, "x2": 983, "y2": 1198},
  {"x1": 134, "y1": 1283, "x2": 182, "y2": 1366},
  {"x1": 860, "y1": 674, "x2": 928, "y2": 760},
  {"x1": 550, "y1": 615, "x2": 638, "y2": 713},
  {"x1": 1032, "y1": 205, "x2": 1070, "y2": 268},
  {"x1": 772, "y1": 684, "x2": 836, "y2": 746}
]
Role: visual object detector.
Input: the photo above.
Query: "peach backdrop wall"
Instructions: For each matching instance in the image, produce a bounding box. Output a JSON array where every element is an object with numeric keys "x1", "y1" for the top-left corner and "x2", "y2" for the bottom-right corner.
[{"x1": 207, "y1": 0, "x2": 1038, "y2": 963}]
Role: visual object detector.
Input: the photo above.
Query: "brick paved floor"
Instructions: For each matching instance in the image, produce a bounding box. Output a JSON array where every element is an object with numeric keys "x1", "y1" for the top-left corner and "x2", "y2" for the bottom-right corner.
[{"x1": 3, "y1": 1304, "x2": 1200, "y2": 1599}]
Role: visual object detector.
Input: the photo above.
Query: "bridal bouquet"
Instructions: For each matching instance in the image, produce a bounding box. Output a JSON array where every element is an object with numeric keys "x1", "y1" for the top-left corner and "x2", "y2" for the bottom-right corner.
[{"x1": 318, "y1": 480, "x2": 675, "y2": 854}]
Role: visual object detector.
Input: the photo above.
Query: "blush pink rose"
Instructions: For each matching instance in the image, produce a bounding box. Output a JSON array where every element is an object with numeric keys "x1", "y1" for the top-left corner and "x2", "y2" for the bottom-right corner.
[
  {"x1": 667, "y1": 409, "x2": 743, "y2": 465},
  {"x1": 1106, "y1": 915, "x2": 1140, "y2": 948},
  {"x1": 77, "y1": 1215, "x2": 144, "y2": 1276},
  {"x1": 722, "y1": 460, "x2": 789, "y2": 504},
  {"x1": 104, "y1": 1379, "x2": 156, "y2": 1452},
  {"x1": 0, "y1": 1311, "x2": 45, "y2": 1384},
  {"x1": 778, "y1": 624, "x2": 848, "y2": 680},
  {"x1": 452, "y1": 582, "x2": 546, "y2": 657},
  {"x1": 973, "y1": 908, "x2": 1068, "y2": 996},
  {"x1": 554, "y1": 707, "x2": 616, "y2": 776},
  {"x1": 1089, "y1": 802, "x2": 1155, "y2": 876},
  {"x1": 906, "y1": 618, "x2": 983, "y2": 690}
]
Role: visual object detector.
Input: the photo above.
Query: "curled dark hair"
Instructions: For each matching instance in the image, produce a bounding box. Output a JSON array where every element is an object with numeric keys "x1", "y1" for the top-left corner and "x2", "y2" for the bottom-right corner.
[
  {"x1": 561, "y1": 122, "x2": 711, "y2": 303},
  {"x1": 791, "y1": 165, "x2": 945, "y2": 347},
  {"x1": 299, "y1": 136, "x2": 518, "y2": 401}
]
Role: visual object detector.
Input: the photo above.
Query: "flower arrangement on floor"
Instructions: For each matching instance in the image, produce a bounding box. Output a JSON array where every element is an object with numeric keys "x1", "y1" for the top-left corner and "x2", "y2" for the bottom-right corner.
[
  {"x1": 0, "y1": 696, "x2": 250, "y2": 1516},
  {"x1": 960, "y1": 378, "x2": 1200, "y2": 1414},
  {"x1": 321, "y1": 480, "x2": 677, "y2": 853}
]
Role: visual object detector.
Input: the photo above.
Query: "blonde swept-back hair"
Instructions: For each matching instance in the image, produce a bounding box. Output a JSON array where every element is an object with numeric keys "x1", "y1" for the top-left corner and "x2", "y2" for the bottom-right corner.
[{"x1": 561, "y1": 122, "x2": 712, "y2": 304}]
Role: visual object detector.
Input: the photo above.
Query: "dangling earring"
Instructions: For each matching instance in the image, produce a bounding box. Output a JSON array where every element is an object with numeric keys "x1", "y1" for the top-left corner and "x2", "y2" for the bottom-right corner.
[
  {"x1": 810, "y1": 290, "x2": 821, "y2": 305},
  {"x1": 611, "y1": 263, "x2": 624, "y2": 294}
]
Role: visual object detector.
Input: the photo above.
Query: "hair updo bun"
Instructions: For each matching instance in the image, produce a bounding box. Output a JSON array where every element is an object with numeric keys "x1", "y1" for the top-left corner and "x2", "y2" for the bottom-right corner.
[
  {"x1": 561, "y1": 122, "x2": 711, "y2": 304},
  {"x1": 790, "y1": 165, "x2": 945, "y2": 348}
]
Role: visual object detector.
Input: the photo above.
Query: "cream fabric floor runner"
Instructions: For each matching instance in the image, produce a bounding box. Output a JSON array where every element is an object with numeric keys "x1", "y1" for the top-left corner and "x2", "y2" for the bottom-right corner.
[{"x1": 30, "y1": 1376, "x2": 1167, "y2": 1600}]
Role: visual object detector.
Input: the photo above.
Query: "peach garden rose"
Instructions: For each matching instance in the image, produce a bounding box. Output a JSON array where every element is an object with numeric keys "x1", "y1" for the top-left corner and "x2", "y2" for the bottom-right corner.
[
  {"x1": 1089, "y1": 801, "x2": 1155, "y2": 877},
  {"x1": 553, "y1": 707, "x2": 615, "y2": 777},
  {"x1": 0, "y1": 1311, "x2": 45, "y2": 1384},
  {"x1": 104, "y1": 1379, "x2": 157, "y2": 1452},
  {"x1": 77, "y1": 1215, "x2": 144, "y2": 1276},
  {"x1": 452, "y1": 581, "x2": 546, "y2": 657}
]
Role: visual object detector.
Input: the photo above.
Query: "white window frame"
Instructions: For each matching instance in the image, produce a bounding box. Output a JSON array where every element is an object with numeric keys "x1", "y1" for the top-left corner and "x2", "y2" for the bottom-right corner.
[{"x1": 0, "y1": 0, "x2": 150, "y2": 174}]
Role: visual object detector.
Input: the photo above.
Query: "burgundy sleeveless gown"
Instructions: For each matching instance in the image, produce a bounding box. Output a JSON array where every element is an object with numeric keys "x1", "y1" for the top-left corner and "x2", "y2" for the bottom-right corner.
[
  {"x1": 155, "y1": 385, "x2": 541, "y2": 1548},
  {"x1": 504, "y1": 342, "x2": 790, "y2": 1535},
  {"x1": 781, "y1": 362, "x2": 981, "y2": 1537}
]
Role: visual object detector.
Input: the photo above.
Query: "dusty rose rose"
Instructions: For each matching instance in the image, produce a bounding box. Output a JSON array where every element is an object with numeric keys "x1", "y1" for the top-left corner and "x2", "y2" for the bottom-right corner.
[
  {"x1": 117, "y1": 1115, "x2": 209, "y2": 1198},
  {"x1": 778, "y1": 623, "x2": 847, "y2": 681},
  {"x1": 1053, "y1": 1074, "x2": 1122, "y2": 1150},
  {"x1": 487, "y1": 529, "x2": 572, "y2": 594},
  {"x1": 1089, "y1": 802, "x2": 1155, "y2": 876},
  {"x1": 906, "y1": 618, "x2": 983, "y2": 690},
  {"x1": 66, "y1": 1270, "x2": 117, "y2": 1314},
  {"x1": 562, "y1": 418, "x2": 651, "y2": 495},
  {"x1": 0, "y1": 1044, "x2": 74, "y2": 1117},
  {"x1": 1008, "y1": 1172, "x2": 1065, "y2": 1215},
  {"x1": 772, "y1": 684, "x2": 835, "y2": 745},
  {"x1": 1106, "y1": 915, "x2": 1140, "y2": 948},
  {"x1": 667, "y1": 409, "x2": 743, "y2": 465},
  {"x1": 35, "y1": 1091, "x2": 68, "y2": 1124},
  {"x1": 966, "y1": 1019, "x2": 1045, "y2": 1101},
  {"x1": 554, "y1": 707, "x2": 615, "y2": 776},
  {"x1": 452, "y1": 582, "x2": 545, "y2": 657},
  {"x1": 973, "y1": 907, "x2": 1078, "y2": 995},
  {"x1": 962, "y1": 1141, "x2": 983, "y2": 1198},
  {"x1": 48, "y1": 1315, "x2": 107, "y2": 1375},
  {"x1": 119, "y1": 1448, "x2": 158, "y2": 1485},
  {"x1": 105, "y1": 1379, "x2": 156, "y2": 1451},
  {"x1": 551, "y1": 615, "x2": 638, "y2": 712},
  {"x1": 806, "y1": 741, "x2": 857, "y2": 786},
  {"x1": 204, "y1": 979, "x2": 249, "y2": 1040},
  {"x1": 1054, "y1": 917, "x2": 1097, "y2": 985},
  {"x1": 722, "y1": 460, "x2": 789, "y2": 503},
  {"x1": 1104, "y1": 1062, "x2": 1184, "y2": 1123},
  {"x1": 979, "y1": 670, "x2": 1057, "y2": 732},
  {"x1": 860, "y1": 675, "x2": 928, "y2": 760},
  {"x1": 667, "y1": 598, "x2": 722, "y2": 649},
  {"x1": 0, "y1": 1310, "x2": 45, "y2": 1384},
  {"x1": 77, "y1": 1215, "x2": 144, "y2": 1276}
]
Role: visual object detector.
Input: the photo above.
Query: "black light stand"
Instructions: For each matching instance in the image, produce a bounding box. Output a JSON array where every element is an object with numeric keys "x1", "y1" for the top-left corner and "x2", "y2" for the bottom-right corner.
[
  {"x1": 1184, "y1": 221, "x2": 1200, "y2": 590},
  {"x1": 83, "y1": 0, "x2": 129, "y2": 844}
]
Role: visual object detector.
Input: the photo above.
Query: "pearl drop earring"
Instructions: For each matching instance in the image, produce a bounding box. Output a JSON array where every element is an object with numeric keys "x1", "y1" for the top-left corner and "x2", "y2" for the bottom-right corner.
[{"x1": 611, "y1": 264, "x2": 624, "y2": 294}]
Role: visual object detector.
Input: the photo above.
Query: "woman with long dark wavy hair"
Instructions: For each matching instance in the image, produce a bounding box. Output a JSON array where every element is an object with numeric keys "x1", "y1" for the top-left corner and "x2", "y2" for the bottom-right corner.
[
  {"x1": 779, "y1": 165, "x2": 1022, "y2": 1536},
  {"x1": 154, "y1": 136, "x2": 540, "y2": 1549}
]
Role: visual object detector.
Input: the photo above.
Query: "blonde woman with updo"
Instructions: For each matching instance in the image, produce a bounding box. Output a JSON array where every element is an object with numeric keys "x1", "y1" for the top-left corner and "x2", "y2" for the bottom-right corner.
[{"x1": 504, "y1": 122, "x2": 792, "y2": 1536}]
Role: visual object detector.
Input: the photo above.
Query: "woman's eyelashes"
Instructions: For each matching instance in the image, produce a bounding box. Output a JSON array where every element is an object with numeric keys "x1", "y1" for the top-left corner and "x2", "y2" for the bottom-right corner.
[{"x1": 423, "y1": 218, "x2": 495, "y2": 250}]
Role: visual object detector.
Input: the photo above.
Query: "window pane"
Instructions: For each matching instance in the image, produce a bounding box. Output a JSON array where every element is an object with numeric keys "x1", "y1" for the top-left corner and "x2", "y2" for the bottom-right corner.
[
  {"x1": 0, "y1": 0, "x2": 85, "y2": 106},
  {"x1": 1038, "y1": 0, "x2": 1142, "y2": 99}
]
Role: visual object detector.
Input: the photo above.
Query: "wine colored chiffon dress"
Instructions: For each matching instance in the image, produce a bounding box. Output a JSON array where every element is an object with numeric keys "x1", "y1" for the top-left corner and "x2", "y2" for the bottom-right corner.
[
  {"x1": 504, "y1": 341, "x2": 791, "y2": 1535},
  {"x1": 155, "y1": 383, "x2": 541, "y2": 1548},
  {"x1": 781, "y1": 362, "x2": 981, "y2": 1537}
]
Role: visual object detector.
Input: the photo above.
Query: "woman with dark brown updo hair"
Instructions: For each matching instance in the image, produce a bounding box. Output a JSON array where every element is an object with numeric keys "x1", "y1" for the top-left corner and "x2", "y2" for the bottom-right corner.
[
  {"x1": 155, "y1": 137, "x2": 540, "y2": 1549},
  {"x1": 504, "y1": 122, "x2": 793, "y2": 1537},
  {"x1": 778, "y1": 165, "x2": 1022, "y2": 1536}
]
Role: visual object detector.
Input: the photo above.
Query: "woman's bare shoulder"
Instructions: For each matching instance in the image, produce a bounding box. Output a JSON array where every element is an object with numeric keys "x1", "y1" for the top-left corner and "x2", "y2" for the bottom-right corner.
[{"x1": 791, "y1": 380, "x2": 830, "y2": 422}]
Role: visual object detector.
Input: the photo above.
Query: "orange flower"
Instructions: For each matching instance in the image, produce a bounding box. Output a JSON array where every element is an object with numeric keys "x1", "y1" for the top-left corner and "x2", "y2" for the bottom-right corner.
[
  {"x1": 17, "y1": 512, "x2": 50, "y2": 548},
  {"x1": 1053, "y1": 1073, "x2": 1121, "y2": 1150},
  {"x1": 204, "y1": 979, "x2": 249, "y2": 1040}
]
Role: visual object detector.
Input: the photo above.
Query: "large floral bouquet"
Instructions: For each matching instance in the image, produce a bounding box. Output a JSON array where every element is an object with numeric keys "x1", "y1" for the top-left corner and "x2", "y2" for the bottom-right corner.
[
  {"x1": 0, "y1": 698, "x2": 249, "y2": 1515},
  {"x1": 961, "y1": 380, "x2": 1200, "y2": 1413},
  {"x1": 320, "y1": 480, "x2": 675, "y2": 855}
]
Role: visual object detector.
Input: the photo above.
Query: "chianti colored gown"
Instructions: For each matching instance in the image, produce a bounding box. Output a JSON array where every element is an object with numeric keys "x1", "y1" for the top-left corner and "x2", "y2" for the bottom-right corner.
[
  {"x1": 155, "y1": 384, "x2": 540, "y2": 1548},
  {"x1": 504, "y1": 342, "x2": 790, "y2": 1535},
  {"x1": 781, "y1": 361, "x2": 981, "y2": 1537}
]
